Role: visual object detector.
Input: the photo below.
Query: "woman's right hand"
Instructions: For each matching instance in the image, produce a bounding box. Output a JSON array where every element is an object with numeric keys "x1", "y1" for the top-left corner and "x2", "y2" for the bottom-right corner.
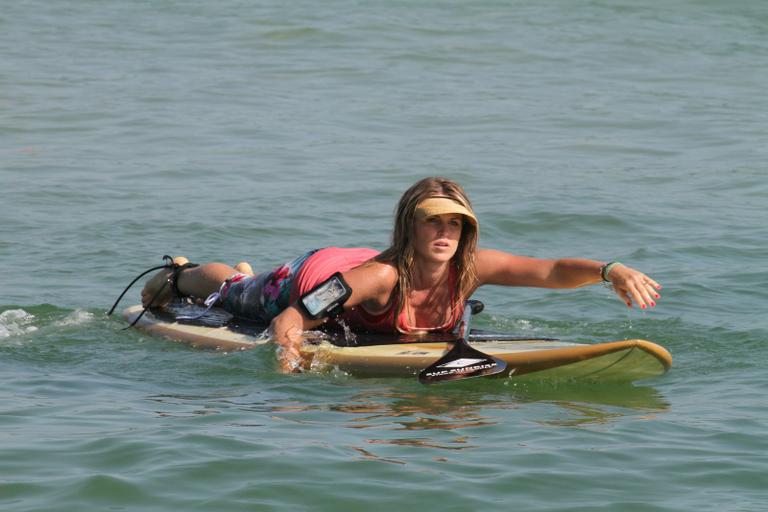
[
  {"x1": 274, "y1": 324, "x2": 304, "y2": 372},
  {"x1": 269, "y1": 305, "x2": 314, "y2": 373}
]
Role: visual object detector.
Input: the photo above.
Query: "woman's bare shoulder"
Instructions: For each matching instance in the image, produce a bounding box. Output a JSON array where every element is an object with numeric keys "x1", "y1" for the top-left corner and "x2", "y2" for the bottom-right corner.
[
  {"x1": 359, "y1": 259, "x2": 398, "y2": 283},
  {"x1": 341, "y1": 258, "x2": 398, "y2": 307},
  {"x1": 343, "y1": 258, "x2": 398, "y2": 291}
]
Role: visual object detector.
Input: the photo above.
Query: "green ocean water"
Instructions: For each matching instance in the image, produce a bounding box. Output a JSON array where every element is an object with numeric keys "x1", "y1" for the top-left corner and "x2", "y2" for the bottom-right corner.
[{"x1": 1, "y1": 0, "x2": 767, "y2": 510}]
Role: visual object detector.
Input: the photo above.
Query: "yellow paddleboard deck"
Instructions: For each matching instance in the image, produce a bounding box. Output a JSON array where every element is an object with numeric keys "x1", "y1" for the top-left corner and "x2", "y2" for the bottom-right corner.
[{"x1": 123, "y1": 304, "x2": 672, "y2": 383}]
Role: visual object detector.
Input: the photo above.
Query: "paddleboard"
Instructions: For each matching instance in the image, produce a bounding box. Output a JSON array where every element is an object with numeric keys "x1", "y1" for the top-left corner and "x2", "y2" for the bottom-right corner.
[{"x1": 122, "y1": 303, "x2": 671, "y2": 383}]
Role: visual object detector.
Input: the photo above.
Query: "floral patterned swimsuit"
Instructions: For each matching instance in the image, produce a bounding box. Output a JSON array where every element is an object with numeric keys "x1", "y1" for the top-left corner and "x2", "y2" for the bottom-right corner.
[{"x1": 218, "y1": 249, "x2": 318, "y2": 322}]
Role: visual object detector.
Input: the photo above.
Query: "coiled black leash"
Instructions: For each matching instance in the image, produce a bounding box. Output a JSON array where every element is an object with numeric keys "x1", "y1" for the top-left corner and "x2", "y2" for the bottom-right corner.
[{"x1": 107, "y1": 255, "x2": 198, "y2": 329}]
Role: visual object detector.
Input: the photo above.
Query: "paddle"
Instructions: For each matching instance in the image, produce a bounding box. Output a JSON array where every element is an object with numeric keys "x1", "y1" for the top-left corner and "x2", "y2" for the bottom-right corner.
[{"x1": 418, "y1": 300, "x2": 507, "y2": 384}]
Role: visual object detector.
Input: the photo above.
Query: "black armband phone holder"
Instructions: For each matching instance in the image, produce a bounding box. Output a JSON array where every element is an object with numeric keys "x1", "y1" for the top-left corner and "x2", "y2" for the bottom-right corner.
[{"x1": 298, "y1": 272, "x2": 352, "y2": 320}]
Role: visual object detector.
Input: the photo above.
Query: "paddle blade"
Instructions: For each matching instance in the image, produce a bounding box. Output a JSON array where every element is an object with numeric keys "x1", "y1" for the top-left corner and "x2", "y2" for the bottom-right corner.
[{"x1": 418, "y1": 339, "x2": 507, "y2": 384}]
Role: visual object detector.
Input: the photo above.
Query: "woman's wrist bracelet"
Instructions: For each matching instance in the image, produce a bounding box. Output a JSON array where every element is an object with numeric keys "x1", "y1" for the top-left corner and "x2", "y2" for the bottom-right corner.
[{"x1": 600, "y1": 261, "x2": 622, "y2": 282}]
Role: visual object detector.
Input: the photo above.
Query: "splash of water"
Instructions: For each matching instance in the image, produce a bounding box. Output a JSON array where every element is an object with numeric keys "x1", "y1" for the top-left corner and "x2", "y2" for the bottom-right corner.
[
  {"x1": 335, "y1": 318, "x2": 357, "y2": 346},
  {"x1": 0, "y1": 309, "x2": 38, "y2": 338},
  {"x1": 54, "y1": 309, "x2": 94, "y2": 327}
]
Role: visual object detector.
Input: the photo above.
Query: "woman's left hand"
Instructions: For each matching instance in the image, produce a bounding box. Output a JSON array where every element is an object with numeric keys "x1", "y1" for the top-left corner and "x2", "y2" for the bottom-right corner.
[{"x1": 605, "y1": 264, "x2": 662, "y2": 309}]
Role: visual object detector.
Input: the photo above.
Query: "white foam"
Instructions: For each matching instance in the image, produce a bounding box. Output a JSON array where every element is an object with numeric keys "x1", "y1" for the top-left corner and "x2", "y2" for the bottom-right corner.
[
  {"x1": 54, "y1": 309, "x2": 95, "y2": 327},
  {"x1": 0, "y1": 309, "x2": 38, "y2": 338},
  {"x1": 515, "y1": 319, "x2": 533, "y2": 330}
]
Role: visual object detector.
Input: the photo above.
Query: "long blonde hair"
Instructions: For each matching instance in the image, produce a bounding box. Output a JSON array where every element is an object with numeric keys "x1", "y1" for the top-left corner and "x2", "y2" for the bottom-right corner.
[{"x1": 376, "y1": 177, "x2": 479, "y2": 319}]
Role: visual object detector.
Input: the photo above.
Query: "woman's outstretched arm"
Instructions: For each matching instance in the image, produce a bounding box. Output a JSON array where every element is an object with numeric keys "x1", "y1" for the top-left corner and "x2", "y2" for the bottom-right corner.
[{"x1": 475, "y1": 249, "x2": 661, "y2": 309}]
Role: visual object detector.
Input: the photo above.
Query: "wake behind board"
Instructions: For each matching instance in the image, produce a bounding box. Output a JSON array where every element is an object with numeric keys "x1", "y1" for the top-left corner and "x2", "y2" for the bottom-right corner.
[{"x1": 122, "y1": 304, "x2": 672, "y2": 383}]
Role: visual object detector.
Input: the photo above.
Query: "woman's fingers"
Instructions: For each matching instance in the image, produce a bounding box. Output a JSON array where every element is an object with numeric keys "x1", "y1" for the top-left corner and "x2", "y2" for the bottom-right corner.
[
  {"x1": 631, "y1": 281, "x2": 656, "y2": 309},
  {"x1": 614, "y1": 287, "x2": 633, "y2": 308}
]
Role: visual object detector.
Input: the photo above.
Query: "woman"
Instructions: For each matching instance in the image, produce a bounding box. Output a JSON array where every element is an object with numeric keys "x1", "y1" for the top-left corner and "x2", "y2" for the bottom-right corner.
[{"x1": 141, "y1": 177, "x2": 662, "y2": 371}]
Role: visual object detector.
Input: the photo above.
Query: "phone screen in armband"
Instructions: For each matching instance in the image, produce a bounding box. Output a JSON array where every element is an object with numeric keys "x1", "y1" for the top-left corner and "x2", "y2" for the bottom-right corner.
[{"x1": 299, "y1": 273, "x2": 352, "y2": 320}]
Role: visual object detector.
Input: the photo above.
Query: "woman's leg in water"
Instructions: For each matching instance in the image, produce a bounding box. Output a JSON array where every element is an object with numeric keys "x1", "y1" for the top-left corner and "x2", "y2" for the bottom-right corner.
[{"x1": 141, "y1": 257, "x2": 250, "y2": 307}]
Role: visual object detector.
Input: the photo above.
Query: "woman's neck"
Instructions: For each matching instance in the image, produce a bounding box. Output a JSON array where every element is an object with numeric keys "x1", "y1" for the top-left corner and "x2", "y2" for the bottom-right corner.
[
  {"x1": 405, "y1": 258, "x2": 455, "y2": 330},
  {"x1": 411, "y1": 258, "x2": 451, "y2": 291}
]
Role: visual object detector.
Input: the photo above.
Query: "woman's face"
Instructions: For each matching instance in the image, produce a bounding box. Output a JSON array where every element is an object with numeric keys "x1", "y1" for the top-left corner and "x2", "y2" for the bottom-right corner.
[{"x1": 413, "y1": 213, "x2": 463, "y2": 263}]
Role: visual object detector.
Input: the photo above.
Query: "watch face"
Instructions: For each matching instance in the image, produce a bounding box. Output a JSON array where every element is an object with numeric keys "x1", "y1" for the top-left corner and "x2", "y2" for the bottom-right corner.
[{"x1": 302, "y1": 276, "x2": 347, "y2": 317}]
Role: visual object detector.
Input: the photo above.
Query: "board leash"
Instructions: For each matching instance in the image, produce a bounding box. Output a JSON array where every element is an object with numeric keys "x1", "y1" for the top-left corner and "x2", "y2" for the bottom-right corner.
[{"x1": 107, "y1": 255, "x2": 198, "y2": 329}]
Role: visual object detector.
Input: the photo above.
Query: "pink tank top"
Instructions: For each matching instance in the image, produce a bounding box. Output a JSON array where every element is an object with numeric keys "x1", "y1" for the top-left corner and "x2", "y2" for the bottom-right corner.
[{"x1": 290, "y1": 247, "x2": 464, "y2": 333}]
